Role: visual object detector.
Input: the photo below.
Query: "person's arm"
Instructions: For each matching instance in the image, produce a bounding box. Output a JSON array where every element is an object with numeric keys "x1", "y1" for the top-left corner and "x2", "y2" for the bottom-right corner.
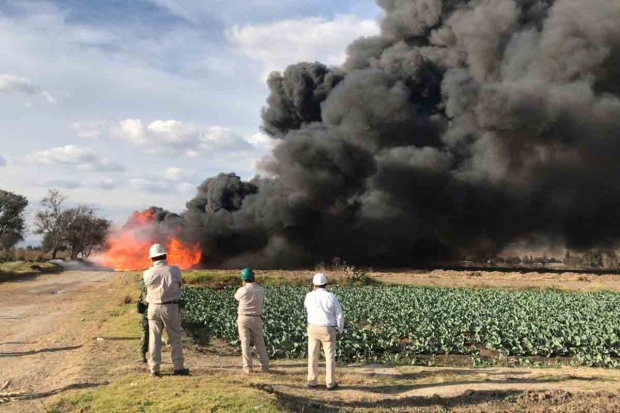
[
  {"x1": 334, "y1": 296, "x2": 344, "y2": 334},
  {"x1": 234, "y1": 288, "x2": 245, "y2": 301}
]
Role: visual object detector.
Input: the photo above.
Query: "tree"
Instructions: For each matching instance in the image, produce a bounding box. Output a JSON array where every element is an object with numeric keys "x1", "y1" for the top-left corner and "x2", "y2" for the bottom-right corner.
[
  {"x1": 63, "y1": 205, "x2": 111, "y2": 259},
  {"x1": 34, "y1": 189, "x2": 111, "y2": 260},
  {"x1": 0, "y1": 189, "x2": 29, "y2": 255},
  {"x1": 34, "y1": 189, "x2": 67, "y2": 259}
]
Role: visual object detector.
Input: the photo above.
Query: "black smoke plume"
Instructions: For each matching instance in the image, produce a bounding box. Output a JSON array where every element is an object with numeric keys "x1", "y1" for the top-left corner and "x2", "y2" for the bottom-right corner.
[{"x1": 152, "y1": 0, "x2": 620, "y2": 268}]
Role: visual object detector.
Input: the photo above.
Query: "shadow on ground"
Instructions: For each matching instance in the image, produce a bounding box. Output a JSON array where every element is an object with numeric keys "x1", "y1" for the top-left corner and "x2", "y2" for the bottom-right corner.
[
  {"x1": 251, "y1": 370, "x2": 595, "y2": 412},
  {"x1": 0, "y1": 382, "x2": 105, "y2": 401},
  {"x1": 0, "y1": 345, "x2": 83, "y2": 358}
]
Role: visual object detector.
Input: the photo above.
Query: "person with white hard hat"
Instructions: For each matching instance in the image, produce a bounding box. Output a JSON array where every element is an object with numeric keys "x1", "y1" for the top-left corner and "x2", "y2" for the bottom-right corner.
[
  {"x1": 143, "y1": 243, "x2": 189, "y2": 377},
  {"x1": 304, "y1": 272, "x2": 344, "y2": 390}
]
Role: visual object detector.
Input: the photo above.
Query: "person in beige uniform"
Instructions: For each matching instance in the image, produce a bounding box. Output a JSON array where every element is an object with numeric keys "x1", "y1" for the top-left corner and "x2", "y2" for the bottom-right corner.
[
  {"x1": 143, "y1": 244, "x2": 189, "y2": 377},
  {"x1": 234, "y1": 268, "x2": 269, "y2": 374},
  {"x1": 305, "y1": 273, "x2": 344, "y2": 390}
]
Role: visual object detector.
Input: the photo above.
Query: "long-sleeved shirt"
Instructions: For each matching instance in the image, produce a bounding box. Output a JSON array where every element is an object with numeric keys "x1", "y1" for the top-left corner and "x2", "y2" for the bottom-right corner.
[
  {"x1": 304, "y1": 288, "x2": 344, "y2": 333},
  {"x1": 234, "y1": 282, "x2": 265, "y2": 316},
  {"x1": 143, "y1": 260, "x2": 182, "y2": 304}
]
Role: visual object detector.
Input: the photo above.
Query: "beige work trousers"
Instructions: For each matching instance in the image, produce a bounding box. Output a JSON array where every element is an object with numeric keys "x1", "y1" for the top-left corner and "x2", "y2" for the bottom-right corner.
[
  {"x1": 148, "y1": 303, "x2": 185, "y2": 373},
  {"x1": 237, "y1": 315, "x2": 269, "y2": 373},
  {"x1": 307, "y1": 325, "x2": 337, "y2": 388}
]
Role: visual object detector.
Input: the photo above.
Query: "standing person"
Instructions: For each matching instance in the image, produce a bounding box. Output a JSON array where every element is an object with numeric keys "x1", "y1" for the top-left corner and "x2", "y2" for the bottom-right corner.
[
  {"x1": 234, "y1": 268, "x2": 269, "y2": 374},
  {"x1": 304, "y1": 273, "x2": 344, "y2": 390},
  {"x1": 137, "y1": 278, "x2": 149, "y2": 364},
  {"x1": 143, "y1": 243, "x2": 189, "y2": 377}
]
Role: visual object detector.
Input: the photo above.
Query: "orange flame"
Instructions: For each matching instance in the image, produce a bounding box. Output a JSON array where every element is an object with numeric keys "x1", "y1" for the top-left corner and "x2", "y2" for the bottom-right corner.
[{"x1": 93, "y1": 209, "x2": 201, "y2": 271}]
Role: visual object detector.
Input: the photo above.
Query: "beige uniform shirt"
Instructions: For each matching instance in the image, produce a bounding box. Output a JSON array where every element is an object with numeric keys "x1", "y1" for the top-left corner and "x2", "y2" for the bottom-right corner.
[
  {"x1": 143, "y1": 260, "x2": 182, "y2": 304},
  {"x1": 234, "y1": 283, "x2": 265, "y2": 316}
]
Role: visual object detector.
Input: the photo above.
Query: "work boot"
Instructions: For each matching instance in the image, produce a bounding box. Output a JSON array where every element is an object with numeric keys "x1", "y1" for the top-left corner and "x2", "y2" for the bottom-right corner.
[
  {"x1": 151, "y1": 371, "x2": 162, "y2": 378},
  {"x1": 141, "y1": 353, "x2": 148, "y2": 364},
  {"x1": 327, "y1": 383, "x2": 340, "y2": 391},
  {"x1": 173, "y1": 368, "x2": 190, "y2": 376}
]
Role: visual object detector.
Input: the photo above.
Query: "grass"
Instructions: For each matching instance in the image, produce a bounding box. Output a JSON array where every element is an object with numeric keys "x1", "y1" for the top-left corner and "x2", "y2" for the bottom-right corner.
[
  {"x1": 0, "y1": 260, "x2": 62, "y2": 282},
  {"x1": 182, "y1": 269, "x2": 378, "y2": 288},
  {"x1": 51, "y1": 374, "x2": 283, "y2": 413}
]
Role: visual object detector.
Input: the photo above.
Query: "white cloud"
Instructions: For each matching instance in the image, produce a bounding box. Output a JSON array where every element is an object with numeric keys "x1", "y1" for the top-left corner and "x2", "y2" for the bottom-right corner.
[
  {"x1": 178, "y1": 182, "x2": 196, "y2": 193},
  {"x1": 164, "y1": 167, "x2": 184, "y2": 181},
  {"x1": 130, "y1": 178, "x2": 172, "y2": 193},
  {"x1": 73, "y1": 122, "x2": 103, "y2": 140},
  {"x1": 0, "y1": 74, "x2": 57, "y2": 103},
  {"x1": 227, "y1": 14, "x2": 380, "y2": 79},
  {"x1": 42, "y1": 178, "x2": 81, "y2": 189},
  {"x1": 246, "y1": 131, "x2": 278, "y2": 151},
  {"x1": 0, "y1": 74, "x2": 38, "y2": 94},
  {"x1": 24, "y1": 145, "x2": 125, "y2": 172},
  {"x1": 110, "y1": 119, "x2": 257, "y2": 156},
  {"x1": 88, "y1": 176, "x2": 117, "y2": 190}
]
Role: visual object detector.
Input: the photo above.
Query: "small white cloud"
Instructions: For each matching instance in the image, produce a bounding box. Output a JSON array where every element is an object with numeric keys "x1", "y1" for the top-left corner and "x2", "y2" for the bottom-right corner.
[
  {"x1": 130, "y1": 178, "x2": 171, "y2": 193},
  {"x1": 178, "y1": 182, "x2": 196, "y2": 193},
  {"x1": 88, "y1": 176, "x2": 117, "y2": 190},
  {"x1": 0, "y1": 74, "x2": 58, "y2": 103},
  {"x1": 164, "y1": 167, "x2": 184, "y2": 181},
  {"x1": 0, "y1": 74, "x2": 38, "y2": 95},
  {"x1": 42, "y1": 91, "x2": 57, "y2": 104},
  {"x1": 246, "y1": 131, "x2": 278, "y2": 151},
  {"x1": 130, "y1": 176, "x2": 196, "y2": 194},
  {"x1": 24, "y1": 145, "x2": 125, "y2": 172},
  {"x1": 73, "y1": 122, "x2": 102, "y2": 140},
  {"x1": 227, "y1": 15, "x2": 380, "y2": 79},
  {"x1": 43, "y1": 178, "x2": 81, "y2": 189}
]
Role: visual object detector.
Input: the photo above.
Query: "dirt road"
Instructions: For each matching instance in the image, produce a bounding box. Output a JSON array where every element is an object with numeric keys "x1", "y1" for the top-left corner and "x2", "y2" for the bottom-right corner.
[{"x1": 0, "y1": 270, "x2": 117, "y2": 411}]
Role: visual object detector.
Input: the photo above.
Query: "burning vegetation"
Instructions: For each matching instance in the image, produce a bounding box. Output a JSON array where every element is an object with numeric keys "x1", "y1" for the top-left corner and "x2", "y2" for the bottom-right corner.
[{"x1": 94, "y1": 209, "x2": 201, "y2": 271}]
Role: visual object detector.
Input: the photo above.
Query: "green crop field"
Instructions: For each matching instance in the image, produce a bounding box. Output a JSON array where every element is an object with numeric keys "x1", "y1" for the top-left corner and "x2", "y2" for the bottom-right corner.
[{"x1": 182, "y1": 285, "x2": 620, "y2": 368}]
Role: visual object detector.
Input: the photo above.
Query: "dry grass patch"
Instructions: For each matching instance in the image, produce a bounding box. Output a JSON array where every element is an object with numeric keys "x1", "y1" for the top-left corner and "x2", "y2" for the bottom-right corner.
[{"x1": 0, "y1": 260, "x2": 61, "y2": 282}]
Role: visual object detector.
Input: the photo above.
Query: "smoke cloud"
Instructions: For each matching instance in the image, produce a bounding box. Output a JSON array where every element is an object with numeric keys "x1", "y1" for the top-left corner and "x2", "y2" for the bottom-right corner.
[{"x1": 150, "y1": 0, "x2": 620, "y2": 268}]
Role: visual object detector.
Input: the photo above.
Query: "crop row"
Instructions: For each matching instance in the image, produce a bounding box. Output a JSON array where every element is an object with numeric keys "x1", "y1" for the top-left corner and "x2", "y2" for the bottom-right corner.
[{"x1": 182, "y1": 285, "x2": 620, "y2": 367}]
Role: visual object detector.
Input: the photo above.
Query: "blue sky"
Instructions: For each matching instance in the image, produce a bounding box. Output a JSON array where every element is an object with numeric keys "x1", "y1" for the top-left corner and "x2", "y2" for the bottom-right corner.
[{"x1": 0, "y1": 0, "x2": 381, "y2": 237}]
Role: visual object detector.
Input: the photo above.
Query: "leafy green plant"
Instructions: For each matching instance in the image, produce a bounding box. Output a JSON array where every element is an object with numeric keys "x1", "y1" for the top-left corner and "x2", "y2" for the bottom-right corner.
[{"x1": 182, "y1": 285, "x2": 620, "y2": 367}]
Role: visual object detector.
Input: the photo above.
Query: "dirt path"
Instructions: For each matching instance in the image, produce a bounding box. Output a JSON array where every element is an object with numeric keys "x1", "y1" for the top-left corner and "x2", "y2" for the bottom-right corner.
[{"x1": 0, "y1": 270, "x2": 117, "y2": 412}]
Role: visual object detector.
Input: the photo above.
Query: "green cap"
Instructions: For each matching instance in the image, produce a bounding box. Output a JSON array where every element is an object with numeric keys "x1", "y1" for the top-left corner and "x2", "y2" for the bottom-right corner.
[{"x1": 241, "y1": 268, "x2": 254, "y2": 281}]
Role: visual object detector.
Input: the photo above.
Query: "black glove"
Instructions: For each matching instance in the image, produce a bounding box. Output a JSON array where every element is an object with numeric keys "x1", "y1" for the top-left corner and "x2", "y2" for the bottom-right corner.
[{"x1": 137, "y1": 301, "x2": 147, "y2": 314}]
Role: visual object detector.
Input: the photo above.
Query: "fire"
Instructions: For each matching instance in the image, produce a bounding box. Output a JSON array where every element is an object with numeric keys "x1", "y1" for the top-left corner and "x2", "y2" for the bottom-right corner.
[{"x1": 93, "y1": 209, "x2": 201, "y2": 271}]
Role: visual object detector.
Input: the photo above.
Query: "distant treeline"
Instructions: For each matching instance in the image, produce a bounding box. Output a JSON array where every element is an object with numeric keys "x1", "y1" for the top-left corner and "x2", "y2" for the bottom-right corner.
[{"x1": 465, "y1": 250, "x2": 620, "y2": 270}]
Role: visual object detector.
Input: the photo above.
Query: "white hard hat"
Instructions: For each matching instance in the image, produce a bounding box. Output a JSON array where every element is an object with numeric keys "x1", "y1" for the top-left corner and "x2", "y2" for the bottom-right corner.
[
  {"x1": 149, "y1": 244, "x2": 167, "y2": 258},
  {"x1": 313, "y1": 272, "x2": 328, "y2": 286}
]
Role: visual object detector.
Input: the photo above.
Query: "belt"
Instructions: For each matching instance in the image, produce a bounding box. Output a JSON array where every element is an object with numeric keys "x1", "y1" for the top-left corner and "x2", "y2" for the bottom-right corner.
[
  {"x1": 239, "y1": 314, "x2": 261, "y2": 317},
  {"x1": 158, "y1": 300, "x2": 180, "y2": 305}
]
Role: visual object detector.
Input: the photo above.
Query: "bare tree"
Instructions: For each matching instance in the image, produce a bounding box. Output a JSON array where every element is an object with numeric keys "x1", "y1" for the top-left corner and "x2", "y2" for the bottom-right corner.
[
  {"x1": 0, "y1": 189, "x2": 29, "y2": 257},
  {"x1": 34, "y1": 189, "x2": 67, "y2": 259}
]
